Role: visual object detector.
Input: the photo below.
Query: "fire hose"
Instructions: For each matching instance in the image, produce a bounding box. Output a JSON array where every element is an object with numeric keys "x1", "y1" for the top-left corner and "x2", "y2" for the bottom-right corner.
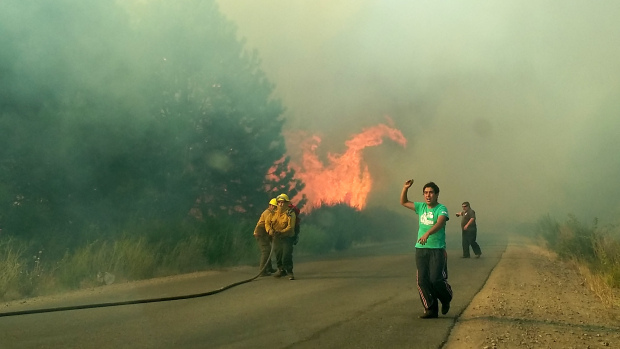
[{"x1": 0, "y1": 241, "x2": 275, "y2": 318}]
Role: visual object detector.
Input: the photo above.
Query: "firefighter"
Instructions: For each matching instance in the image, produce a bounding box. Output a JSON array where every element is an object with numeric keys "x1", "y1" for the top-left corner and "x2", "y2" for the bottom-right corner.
[
  {"x1": 253, "y1": 198, "x2": 277, "y2": 276},
  {"x1": 266, "y1": 193, "x2": 297, "y2": 280}
]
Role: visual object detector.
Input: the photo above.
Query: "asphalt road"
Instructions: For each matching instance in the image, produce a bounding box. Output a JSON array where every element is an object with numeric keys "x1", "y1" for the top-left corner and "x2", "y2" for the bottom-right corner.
[{"x1": 0, "y1": 234, "x2": 507, "y2": 349}]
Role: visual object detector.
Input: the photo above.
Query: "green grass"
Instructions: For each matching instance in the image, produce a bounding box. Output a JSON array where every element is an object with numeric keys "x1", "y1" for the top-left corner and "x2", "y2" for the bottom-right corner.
[
  {"x1": 53, "y1": 236, "x2": 159, "y2": 289},
  {"x1": 0, "y1": 229, "x2": 235, "y2": 299},
  {"x1": 0, "y1": 239, "x2": 23, "y2": 298}
]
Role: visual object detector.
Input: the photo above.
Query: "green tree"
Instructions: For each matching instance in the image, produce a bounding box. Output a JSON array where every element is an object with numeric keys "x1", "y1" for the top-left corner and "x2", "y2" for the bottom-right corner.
[
  {"x1": 130, "y1": 0, "x2": 304, "y2": 218},
  {"x1": 0, "y1": 0, "x2": 302, "y2": 246}
]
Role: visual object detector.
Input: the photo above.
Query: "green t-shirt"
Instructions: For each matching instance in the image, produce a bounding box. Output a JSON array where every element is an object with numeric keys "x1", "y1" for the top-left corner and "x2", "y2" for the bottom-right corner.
[{"x1": 414, "y1": 202, "x2": 449, "y2": 249}]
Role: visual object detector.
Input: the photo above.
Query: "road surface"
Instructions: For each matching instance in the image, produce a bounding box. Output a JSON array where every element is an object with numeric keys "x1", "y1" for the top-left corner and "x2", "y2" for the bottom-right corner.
[{"x1": 0, "y1": 234, "x2": 507, "y2": 349}]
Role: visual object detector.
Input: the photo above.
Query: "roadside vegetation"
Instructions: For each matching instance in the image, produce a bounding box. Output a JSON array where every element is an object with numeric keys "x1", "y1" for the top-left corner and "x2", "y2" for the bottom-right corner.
[
  {"x1": 0, "y1": 1, "x2": 415, "y2": 303},
  {"x1": 0, "y1": 205, "x2": 411, "y2": 301},
  {"x1": 536, "y1": 214, "x2": 620, "y2": 307},
  {"x1": 0, "y1": 0, "x2": 301, "y2": 302}
]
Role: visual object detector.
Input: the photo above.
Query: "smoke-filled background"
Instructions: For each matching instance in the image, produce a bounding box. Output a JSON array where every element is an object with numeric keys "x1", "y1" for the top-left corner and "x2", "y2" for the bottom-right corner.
[
  {"x1": 1, "y1": 0, "x2": 619, "y2": 241},
  {"x1": 217, "y1": 0, "x2": 620, "y2": 231},
  {"x1": 1, "y1": 0, "x2": 619, "y2": 299}
]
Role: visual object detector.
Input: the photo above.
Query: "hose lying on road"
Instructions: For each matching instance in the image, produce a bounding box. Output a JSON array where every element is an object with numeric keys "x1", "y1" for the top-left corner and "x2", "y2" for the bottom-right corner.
[{"x1": 0, "y1": 243, "x2": 275, "y2": 318}]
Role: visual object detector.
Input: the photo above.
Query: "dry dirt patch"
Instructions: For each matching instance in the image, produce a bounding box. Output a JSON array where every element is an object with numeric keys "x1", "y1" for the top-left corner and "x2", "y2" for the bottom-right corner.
[{"x1": 445, "y1": 237, "x2": 620, "y2": 349}]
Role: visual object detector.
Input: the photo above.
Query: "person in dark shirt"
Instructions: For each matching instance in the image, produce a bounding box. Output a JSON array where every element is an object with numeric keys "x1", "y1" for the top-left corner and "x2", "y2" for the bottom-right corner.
[{"x1": 456, "y1": 201, "x2": 481, "y2": 258}]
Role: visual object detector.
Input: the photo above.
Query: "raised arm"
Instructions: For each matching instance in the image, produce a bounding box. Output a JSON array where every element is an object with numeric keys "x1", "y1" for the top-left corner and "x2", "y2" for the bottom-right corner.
[{"x1": 400, "y1": 179, "x2": 415, "y2": 211}]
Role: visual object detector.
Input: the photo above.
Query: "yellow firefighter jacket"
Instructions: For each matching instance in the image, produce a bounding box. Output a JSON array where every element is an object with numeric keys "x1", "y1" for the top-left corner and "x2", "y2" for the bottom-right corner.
[
  {"x1": 266, "y1": 206, "x2": 296, "y2": 237},
  {"x1": 253, "y1": 208, "x2": 273, "y2": 236}
]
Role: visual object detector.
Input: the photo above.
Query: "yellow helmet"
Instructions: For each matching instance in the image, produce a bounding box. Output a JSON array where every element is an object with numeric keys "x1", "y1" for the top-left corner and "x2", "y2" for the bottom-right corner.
[
  {"x1": 269, "y1": 198, "x2": 277, "y2": 206},
  {"x1": 276, "y1": 193, "x2": 290, "y2": 202}
]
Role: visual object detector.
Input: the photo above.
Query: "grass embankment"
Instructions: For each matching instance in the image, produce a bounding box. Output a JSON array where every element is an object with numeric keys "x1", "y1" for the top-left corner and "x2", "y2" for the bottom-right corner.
[
  {"x1": 536, "y1": 214, "x2": 620, "y2": 308},
  {"x1": 0, "y1": 218, "x2": 255, "y2": 300},
  {"x1": 0, "y1": 205, "x2": 411, "y2": 301}
]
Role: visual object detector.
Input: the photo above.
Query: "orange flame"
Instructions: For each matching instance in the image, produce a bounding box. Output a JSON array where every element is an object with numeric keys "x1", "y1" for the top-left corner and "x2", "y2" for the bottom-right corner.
[{"x1": 286, "y1": 121, "x2": 406, "y2": 211}]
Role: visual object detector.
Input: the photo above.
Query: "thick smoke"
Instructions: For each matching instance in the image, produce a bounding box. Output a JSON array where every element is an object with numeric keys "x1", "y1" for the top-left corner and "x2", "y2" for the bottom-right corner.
[{"x1": 217, "y1": 0, "x2": 620, "y2": 230}]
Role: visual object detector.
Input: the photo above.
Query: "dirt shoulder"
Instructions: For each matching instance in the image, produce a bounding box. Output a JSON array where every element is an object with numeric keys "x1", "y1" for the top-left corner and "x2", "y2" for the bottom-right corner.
[{"x1": 444, "y1": 236, "x2": 620, "y2": 349}]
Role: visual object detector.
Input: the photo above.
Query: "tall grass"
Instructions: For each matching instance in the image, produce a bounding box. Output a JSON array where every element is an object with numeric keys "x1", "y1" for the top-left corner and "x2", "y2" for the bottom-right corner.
[
  {"x1": 536, "y1": 214, "x2": 620, "y2": 307},
  {"x1": 0, "y1": 205, "x2": 413, "y2": 301},
  {"x1": 592, "y1": 227, "x2": 620, "y2": 288},
  {"x1": 54, "y1": 236, "x2": 159, "y2": 289},
  {"x1": 158, "y1": 234, "x2": 207, "y2": 274},
  {"x1": 0, "y1": 239, "x2": 23, "y2": 298}
]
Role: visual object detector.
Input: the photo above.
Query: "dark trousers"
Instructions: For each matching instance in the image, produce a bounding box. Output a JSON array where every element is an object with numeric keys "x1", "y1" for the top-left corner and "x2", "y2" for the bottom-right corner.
[
  {"x1": 415, "y1": 248, "x2": 453, "y2": 312},
  {"x1": 255, "y1": 235, "x2": 274, "y2": 272},
  {"x1": 274, "y1": 235, "x2": 294, "y2": 273},
  {"x1": 462, "y1": 229, "x2": 481, "y2": 257}
]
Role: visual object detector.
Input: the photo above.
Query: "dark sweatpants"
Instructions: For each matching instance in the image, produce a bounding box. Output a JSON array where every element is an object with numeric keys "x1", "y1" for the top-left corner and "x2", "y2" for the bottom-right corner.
[
  {"x1": 462, "y1": 229, "x2": 482, "y2": 257},
  {"x1": 415, "y1": 248, "x2": 453, "y2": 312}
]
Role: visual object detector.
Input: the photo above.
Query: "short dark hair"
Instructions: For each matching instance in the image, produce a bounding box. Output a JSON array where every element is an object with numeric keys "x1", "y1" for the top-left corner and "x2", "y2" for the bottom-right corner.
[
  {"x1": 462, "y1": 201, "x2": 470, "y2": 207},
  {"x1": 423, "y1": 182, "x2": 440, "y2": 195}
]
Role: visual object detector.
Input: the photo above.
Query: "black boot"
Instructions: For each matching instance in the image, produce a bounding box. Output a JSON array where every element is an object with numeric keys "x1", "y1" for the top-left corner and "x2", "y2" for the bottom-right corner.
[{"x1": 273, "y1": 269, "x2": 287, "y2": 278}]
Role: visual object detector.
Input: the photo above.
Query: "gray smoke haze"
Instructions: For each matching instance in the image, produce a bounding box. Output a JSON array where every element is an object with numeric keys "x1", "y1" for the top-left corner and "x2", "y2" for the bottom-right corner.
[{"x1": 217, "y1": 0, "x2": 620, "y2": 231}]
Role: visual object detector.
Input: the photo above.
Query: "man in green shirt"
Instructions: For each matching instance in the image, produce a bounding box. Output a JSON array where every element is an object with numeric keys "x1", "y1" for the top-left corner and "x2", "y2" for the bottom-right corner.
[{"x1": 400, "y1": 179, "x2": 453, "y2": 319}]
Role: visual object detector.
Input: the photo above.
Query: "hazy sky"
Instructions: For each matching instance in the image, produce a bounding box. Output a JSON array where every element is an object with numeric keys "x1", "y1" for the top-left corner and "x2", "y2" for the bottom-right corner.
[{"x1": 216, "y1": 0, "x2": 620, "y2": 230}]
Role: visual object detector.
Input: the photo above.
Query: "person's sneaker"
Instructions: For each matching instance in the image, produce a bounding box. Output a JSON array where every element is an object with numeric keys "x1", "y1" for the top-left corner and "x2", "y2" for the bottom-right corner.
[
  {"x1": 288, "y1": 272, "x2": 295, "y2": 280},
  {"x1": 419, "y1": 310, "x2": 438, "y2": 319},
  {"x1": 273, "y1": 269, "x2": 287, "y2": 278},
  {"x1": 441, "y1": 302, "x2": 450, "y2": 315},
  {"x1": 267, "y1": 267, "x2": 277, "y2": 273},
  {"x1": 259, "y1": 271, "x2": 271, "y2": 277},
  {"x1": 475, "y1": 254, "x2": 481, "y2": 259}
]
